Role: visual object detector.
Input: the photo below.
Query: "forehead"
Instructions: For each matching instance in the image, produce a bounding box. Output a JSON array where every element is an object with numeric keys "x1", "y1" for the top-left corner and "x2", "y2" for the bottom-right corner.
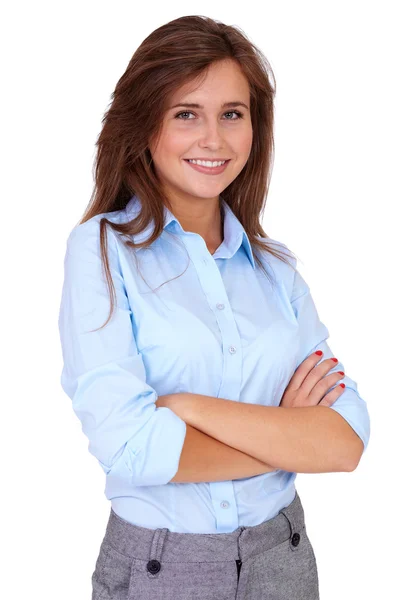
[{"x1": 169, "y1": 60, "x2": 250, "y2": 104}]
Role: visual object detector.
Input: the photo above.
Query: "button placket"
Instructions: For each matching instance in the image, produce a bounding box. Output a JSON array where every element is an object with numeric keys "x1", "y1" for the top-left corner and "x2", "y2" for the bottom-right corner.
[
  {"x1": 210, "y1": 480, "x2": 239, "y2": 532},
  {"x1": 181, "y1": 234, "x2": 244, "y2": 533}
]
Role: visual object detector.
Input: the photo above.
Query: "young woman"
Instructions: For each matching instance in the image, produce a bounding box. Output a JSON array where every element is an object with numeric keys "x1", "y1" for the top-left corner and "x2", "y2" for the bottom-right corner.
[{"x1": 58, "y1": 15, "x2": 370, "y2": 600}]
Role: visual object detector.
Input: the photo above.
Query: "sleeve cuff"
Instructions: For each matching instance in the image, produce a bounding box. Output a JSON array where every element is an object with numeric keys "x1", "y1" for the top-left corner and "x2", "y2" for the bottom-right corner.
[
  {"x1": 329, "y1": 397, "x2": 370, "y2": 455},
  {"x1": 109, "y1": 407, "x2": 187, "y2": 486}
]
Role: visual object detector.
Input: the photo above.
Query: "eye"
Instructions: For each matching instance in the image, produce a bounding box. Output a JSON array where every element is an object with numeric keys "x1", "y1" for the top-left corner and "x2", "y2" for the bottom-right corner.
[
  {"x1": 174, "y1": 110, "x2": 244, "y2": 120},
  {"x1": 224, "y1": 110, "x2": 244, "y2": 120},
  {"x1": 175, "y1": 111, "x2": 195, "y2": 120}
]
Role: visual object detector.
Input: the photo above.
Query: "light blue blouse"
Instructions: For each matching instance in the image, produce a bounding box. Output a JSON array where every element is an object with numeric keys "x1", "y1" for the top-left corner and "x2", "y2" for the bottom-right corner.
[{"x1": 58, "y1": 194, "x2": 370, "y2": 533}]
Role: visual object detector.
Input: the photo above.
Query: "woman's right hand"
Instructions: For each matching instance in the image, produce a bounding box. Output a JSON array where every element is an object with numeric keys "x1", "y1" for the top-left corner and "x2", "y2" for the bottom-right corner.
[{"x1": 279, "y1": 351, "x2": 346, "y2": 409}]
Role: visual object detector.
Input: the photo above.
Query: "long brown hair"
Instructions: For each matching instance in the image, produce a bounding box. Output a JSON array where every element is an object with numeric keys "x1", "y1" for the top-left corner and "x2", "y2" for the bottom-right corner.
[{"x1": 77, "y1": 15, "x2": 298, "y2": 330}]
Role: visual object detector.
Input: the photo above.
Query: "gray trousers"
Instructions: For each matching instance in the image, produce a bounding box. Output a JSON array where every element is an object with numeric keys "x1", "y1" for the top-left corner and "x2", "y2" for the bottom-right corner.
[{"x1": 91, "y1": 490, "x2": 319, "y2": 599}]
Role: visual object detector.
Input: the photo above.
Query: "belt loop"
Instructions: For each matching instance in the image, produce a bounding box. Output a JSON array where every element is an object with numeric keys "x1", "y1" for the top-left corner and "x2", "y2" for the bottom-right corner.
[
  {"x1": 278, "y1": 491, "x2": 304, "y2": 553},
  {"x1": 146, "y1": 527, "x2": 169, "y2": 577}
]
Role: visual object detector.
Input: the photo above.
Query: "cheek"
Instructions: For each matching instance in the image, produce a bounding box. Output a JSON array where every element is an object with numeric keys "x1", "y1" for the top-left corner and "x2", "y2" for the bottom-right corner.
[
  {"x1": 230, "y1": 126, "x2": 253, "y2": 156},
  {"x1": 163, "y1": 128, "x2": 193, "y2": 153},
  {"x1": 151, "y1": 142, "x2": 180, "y2": 169},
  {"x1": 149, "y1": 128, "x2": 184, "y2": 161}
]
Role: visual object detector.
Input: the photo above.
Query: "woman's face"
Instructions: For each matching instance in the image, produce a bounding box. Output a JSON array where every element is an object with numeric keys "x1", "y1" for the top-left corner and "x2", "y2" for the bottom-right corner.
[{"x1": 148, "y1": 59, "x2": 253, "y2": 207}]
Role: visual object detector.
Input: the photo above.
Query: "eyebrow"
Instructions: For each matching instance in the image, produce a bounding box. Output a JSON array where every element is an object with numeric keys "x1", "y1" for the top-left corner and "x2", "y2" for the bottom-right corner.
[{"x1": 170, "y1": 101, "x2": 249, "y2": 110}]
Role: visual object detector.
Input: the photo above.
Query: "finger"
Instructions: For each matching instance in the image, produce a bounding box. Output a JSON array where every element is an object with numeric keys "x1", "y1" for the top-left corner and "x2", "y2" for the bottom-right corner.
[
  {"x1": 301, "y1": 357, "x2": 342, "y2": 398},
  {"x1": 309, "y1": 371, "x2": 345, "y2": 404},
  {"x1": 288, "y1": 351, "x2": 326, "y2": 392},
  {"x1": 318, "y1": 382, "x2": 346, "y2": 407}
]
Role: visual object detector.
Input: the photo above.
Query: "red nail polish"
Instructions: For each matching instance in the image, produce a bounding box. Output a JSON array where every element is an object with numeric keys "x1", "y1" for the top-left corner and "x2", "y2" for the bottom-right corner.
[
  {"x1": 340, "y1": 383, "x2": 346, "y2": 388},
  {"x1": 331, "y1": 358, "x2": 338, "y2": 363},
  {"x1": 338, "y1": 371, "x2": 345, "y2": 375},
  {"x1": 315, "y1": 351, "x2": 323, "y2": 356}
]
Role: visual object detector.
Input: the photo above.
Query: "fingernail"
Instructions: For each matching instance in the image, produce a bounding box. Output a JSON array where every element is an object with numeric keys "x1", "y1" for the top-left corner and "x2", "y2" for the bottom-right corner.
[
  {"x1": 331, "y1": 358, "x2": 338, "y2": 363},
  {"x1": 340, "y1": 383, "x2": 346, "y2": 388},
  {"x1": 315, "y1": 351, "x2": 323, "y2": 356}
]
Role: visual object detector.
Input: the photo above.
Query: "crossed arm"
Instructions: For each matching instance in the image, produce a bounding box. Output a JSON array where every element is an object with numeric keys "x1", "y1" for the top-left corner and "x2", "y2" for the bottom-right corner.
[{"x1": 156, "y1": 393, "x2": 364, "y2": 482}]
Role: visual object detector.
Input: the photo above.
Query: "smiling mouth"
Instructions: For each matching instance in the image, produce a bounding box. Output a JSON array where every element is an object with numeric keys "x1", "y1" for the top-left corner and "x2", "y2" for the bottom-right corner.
[
  {"x1": 184, "y1": 158, "x2": 231, "y2": 162},
  {"x1": 183, "y1": 159, "x2": 231, "y2": 174}
]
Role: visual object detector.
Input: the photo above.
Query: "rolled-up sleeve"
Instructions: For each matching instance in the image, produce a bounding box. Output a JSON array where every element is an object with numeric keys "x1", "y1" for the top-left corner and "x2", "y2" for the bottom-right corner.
[
  {"x1": 290, "y1": 266, "x2": 370, "y2": 456},
  {"x1": 57, "y1": 220, "x2": 187, "y2": 486}
]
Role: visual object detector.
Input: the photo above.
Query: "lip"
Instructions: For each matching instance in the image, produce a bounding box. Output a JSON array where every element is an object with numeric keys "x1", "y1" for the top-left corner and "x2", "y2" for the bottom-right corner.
[
  {"x1": 183, "y1": 159, "x2": 231, "y2": 175},
  {"x1": 184, "y1": 158, "x2": 231, "y2": 161}
]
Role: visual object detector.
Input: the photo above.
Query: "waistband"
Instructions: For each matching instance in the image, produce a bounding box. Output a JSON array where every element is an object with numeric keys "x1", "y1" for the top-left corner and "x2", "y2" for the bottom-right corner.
[{"x1": 102, "y1": 490, "x2": 306, "y2": 564}]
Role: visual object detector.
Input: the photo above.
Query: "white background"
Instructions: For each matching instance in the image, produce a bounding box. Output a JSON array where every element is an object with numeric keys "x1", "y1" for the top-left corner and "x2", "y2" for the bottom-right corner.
[{"x1": 2, "y1": 1, "x2": 397, "y2": 598}]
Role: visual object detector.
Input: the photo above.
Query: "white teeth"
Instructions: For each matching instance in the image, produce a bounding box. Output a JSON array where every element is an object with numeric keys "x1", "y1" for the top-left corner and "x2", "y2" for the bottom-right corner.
[{"x1": 188, "y1": 159, "x2": 226, "y2": 167}]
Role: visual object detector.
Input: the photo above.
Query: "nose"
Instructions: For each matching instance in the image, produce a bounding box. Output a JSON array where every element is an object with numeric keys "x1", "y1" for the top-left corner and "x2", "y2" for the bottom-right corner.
[{"x1": 198, "y1": 119, "x2": 225, "y2": 151}]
